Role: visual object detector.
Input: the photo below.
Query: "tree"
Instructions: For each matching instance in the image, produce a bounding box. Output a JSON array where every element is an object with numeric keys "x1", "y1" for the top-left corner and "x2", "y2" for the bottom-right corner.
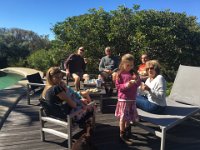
[
  {"x1": 0, "y1": 28, "x2": 50, "y2": 68},
  {"x1": 52, "y1": 5, "x2": 200, "y2": 81}
]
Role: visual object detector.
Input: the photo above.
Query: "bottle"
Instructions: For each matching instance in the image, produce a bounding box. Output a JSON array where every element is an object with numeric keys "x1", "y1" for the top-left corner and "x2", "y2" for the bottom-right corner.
[{"x1": 96, "y1": 75, "x2": 103, "y2": 88}]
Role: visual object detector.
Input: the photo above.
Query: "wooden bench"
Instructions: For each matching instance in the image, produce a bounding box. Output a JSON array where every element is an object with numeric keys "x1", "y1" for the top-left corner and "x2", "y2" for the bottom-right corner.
[{"x1": 39, "y1": 101, "x2": 96, "y2": 149}]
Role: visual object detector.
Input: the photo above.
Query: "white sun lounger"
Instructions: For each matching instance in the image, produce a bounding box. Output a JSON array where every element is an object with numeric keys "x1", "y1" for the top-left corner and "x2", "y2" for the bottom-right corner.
[{"x1": 136, "y1": 65, "x2": 200, "y2": 150}]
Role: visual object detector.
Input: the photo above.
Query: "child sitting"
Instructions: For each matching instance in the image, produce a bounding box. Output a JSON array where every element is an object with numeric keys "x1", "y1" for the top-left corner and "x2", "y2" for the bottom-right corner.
[{"x1": 60, "y1": 81, "x2": 93, "y2": 122}]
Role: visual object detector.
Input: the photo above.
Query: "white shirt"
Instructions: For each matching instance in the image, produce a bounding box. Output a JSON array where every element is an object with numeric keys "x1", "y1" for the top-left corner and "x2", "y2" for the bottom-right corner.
[{"x1": 145, "y1": 75, "x2": 167, "y2": 106}]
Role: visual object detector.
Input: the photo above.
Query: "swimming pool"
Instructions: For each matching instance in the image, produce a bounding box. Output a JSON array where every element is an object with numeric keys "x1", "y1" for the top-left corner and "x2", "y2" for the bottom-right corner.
[{"x1": 0, "y1": 71, "x2": 24, "y2": 90}]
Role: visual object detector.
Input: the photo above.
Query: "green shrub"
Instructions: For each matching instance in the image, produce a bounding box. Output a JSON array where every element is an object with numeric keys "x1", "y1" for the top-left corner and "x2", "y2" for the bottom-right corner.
[{"x1": 166, "y1": 82, "x2": 173, "y2": 96}]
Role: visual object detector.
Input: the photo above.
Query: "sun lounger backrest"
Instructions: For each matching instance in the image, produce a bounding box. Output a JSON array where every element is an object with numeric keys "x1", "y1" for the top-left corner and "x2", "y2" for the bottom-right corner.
[
  {"x1": 27, "y1": 72, "x2": 44, "y2": 90},
  {"x1": 169, "y1": 65, "x2": 200, "y2": 107}
]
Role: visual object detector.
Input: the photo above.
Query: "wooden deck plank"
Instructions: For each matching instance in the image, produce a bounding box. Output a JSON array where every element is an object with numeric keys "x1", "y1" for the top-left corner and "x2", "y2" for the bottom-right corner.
[{"x1": 0, "y1": 91, "x2": 200, "y2": 150}]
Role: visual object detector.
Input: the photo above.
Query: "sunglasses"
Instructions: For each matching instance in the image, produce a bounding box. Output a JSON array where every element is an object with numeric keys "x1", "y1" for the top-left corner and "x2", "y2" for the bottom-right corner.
[
  {"x1": 126, "y1": 64, "x2": 134, "y2": 67},
  {"x1": 79, "y1": 49, "x2": 84, "y2": 52},
  {"x1": 141, "y1": 57, "x2": 147, "y2": 59},
  {"x1": 146, "y1": 67, "x2": 154, "y2": 70}
]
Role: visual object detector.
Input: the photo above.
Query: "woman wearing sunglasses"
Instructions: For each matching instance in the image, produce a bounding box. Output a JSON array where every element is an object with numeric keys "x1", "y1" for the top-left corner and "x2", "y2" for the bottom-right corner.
[{"x1": 136, "y1": 60, "x2": 166, "y2": 114}]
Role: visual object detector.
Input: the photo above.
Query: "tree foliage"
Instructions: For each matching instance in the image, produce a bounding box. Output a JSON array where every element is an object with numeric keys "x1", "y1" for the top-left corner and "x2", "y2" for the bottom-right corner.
[
  {"x1": 0, "y1": 28, "x2": 50, "y2": 68},
  {"x1": 51, "y1": 5, "x2": 200, "y2": 81},
  {"x1": 2, "y1": 5, "x2": 200, "y2": 82}
]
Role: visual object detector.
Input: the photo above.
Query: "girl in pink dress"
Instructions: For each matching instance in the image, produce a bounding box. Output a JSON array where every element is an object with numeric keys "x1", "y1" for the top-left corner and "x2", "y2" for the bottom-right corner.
[{"x1": 115, "y1": 54, "x2": 141, "y2": 145}]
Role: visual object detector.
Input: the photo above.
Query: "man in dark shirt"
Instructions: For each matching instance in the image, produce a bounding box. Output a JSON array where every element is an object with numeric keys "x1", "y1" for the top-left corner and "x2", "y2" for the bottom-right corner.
[{"x1": 65, "y1": 46, "x2": 87, "y2": 91}]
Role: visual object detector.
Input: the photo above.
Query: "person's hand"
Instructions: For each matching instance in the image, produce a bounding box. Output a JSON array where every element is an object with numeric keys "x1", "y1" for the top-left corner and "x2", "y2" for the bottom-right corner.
[
  {"x1": 127, "y1": 80, "x2": 136, "y2": 87},
  {"x1": 133, "y1": 74, "x2": 141, "y2": 82},
  {"x1": 104, "y1": 69, "x2": 113, "y2": 74},
  {"x1": 140, "y1": 82, "x2": 150, "y2": 91},
  {"x1": 84, "y1": 58, "x2": 88, "y2": 64},
  {"x1": 104, "y1": 69, "x2": 110, "y2": 73},
  {"x1": 109, "y1": 70, "x2": 113, "y2": 74},
  {"x1": 81, "y1": 98, "x2": 89, "y2": 105},
  {"x1": 112, "y1": 72, "x2": 117, "y2": 81}
]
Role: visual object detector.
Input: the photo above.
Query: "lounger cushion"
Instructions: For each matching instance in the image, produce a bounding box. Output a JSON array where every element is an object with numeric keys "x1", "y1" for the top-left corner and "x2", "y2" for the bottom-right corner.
[
  {"x1": 169, "y1": 65, "x2": 200, "y2": 106},
  {"x1": 27, "y1": 72, "x2": 44, "y2": 90}
]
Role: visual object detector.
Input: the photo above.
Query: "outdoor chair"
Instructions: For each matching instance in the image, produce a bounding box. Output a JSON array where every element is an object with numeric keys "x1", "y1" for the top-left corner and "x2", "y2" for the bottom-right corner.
[
  {"x1": 135, "y1": 65, "x2": 200, "y2": 150},
  {"x1": 26, "y1": 72, "x2": 45, "y2": 105},
  {"x1": 39, "y1": 99, "x2": 96, "y2": 149}
]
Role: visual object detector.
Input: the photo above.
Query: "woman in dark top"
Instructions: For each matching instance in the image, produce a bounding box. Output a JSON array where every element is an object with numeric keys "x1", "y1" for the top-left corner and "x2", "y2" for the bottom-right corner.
[
  {"x1": 42, "y1": 67, "x2": 76, "y2": 118},
  {"x1": 41, "y1": 67, "x2": 93, "y2": 123}
]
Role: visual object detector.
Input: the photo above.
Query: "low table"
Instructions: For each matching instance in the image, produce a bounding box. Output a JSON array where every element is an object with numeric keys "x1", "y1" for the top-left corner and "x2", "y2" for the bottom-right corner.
[{"x1": 83, "y1": 83, "x2": 106, "y2": 113}]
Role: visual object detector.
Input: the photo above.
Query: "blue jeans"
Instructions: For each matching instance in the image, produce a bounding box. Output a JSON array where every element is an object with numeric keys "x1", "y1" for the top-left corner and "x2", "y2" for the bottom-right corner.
[{"x1": 136, "y1": 95, "x2": 166, "y2": 114}]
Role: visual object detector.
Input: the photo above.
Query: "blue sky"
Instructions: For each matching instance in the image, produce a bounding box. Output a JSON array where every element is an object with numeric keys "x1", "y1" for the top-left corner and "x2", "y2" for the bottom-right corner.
[{"x1": 1, "y1": 0, "x2": 199, "y2": 40}]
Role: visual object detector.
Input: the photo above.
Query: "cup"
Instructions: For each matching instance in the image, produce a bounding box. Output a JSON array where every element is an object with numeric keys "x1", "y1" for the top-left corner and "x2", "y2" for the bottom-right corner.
[{"x1": 96, "y1": 79, "x2": 102, "y2": 88}]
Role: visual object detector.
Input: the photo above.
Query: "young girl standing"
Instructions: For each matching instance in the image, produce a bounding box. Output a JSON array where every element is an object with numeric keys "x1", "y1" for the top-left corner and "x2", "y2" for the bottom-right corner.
[{"x1": 115, "y1": 54, "x2": 141, "y2": 145}]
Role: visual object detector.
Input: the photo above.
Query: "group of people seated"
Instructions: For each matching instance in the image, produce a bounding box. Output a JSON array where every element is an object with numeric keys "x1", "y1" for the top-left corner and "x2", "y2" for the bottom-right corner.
[
  {"x1": 64, "y1": 46, "x2": 119, "y2": 96},
  {"x1": 61, "y1": 46, "x2": 166, "y2": 115},
  {"x1": 41, "y1": 46, "x2": 167, "y2": 145}
]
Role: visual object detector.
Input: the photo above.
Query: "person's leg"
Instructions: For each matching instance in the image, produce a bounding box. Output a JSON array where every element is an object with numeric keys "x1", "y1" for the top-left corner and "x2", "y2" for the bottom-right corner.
[
  {"x1": 112, "y1": 72, "x2": 117, "y2": 82},
  {"x1": 136, "y1": 95, "x2": 151, "y2": 111},
  {"x1": 80, "y1": 90, "x2": 92, "y2": 103},
  {"x1": 119, "y1": 119, "x2": 133, "y2": 145},
  {"x1": 108, "y1": 75, "x2": 115, "y2": 96},
  {"x1": 77, "y1": 108, "x2": 94, "y2": 129},
  {"x1": 136, "y1": 95, "x2": 165, "y2": 113},
  {"x1": 119, "y1": 118, "x2": 125, "y2": 135},
  {"x1": 125, "y1": 121, "x2": 131, "y2": 138},
  {"x1": 72, "y1": 73, "x2": 80, "y2": 91},
  {"x1": 151, "y1": 105, "x2": 166, "y2": 114},
  {"x1": 100, "y1": 71, "x2": 110, "y2": 81},
  {"x1": 100, "y1": 72, "x2": 110, "y2": 94}
]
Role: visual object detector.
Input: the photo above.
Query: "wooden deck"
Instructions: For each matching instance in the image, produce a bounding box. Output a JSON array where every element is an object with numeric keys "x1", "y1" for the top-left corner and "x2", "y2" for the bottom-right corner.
[{"x1": 0, "y1": 90, "x2": 200, "y2": 150}]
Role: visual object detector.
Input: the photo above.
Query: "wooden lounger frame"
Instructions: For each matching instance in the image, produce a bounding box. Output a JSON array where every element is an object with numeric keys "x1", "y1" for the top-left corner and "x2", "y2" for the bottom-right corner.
[{"x1": 39, "y1": 101, "x2": 96, "y2": 149}]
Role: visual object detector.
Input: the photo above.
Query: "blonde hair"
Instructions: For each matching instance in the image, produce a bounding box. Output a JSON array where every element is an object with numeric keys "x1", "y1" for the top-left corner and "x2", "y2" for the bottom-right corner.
[
  {"x1": 118, "y1": 53, "x2": 134, "y2": 71},
  {"x1": 42, "y1": 67, "x2": 62, "y2": 98},
  {"x1": 116, "y1": 54, "x2": 134, "y2": 80}
]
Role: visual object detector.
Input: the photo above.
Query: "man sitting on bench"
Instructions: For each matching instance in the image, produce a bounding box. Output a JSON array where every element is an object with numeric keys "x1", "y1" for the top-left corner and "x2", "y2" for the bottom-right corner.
[{"x1": 99, "y1": 46, "x2": 119, "y2": 96}]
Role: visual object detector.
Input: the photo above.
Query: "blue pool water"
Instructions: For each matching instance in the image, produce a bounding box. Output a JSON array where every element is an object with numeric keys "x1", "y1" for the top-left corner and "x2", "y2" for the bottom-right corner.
[{"x1": 0, "y1": 71, "x2": 24, "y2": 90}]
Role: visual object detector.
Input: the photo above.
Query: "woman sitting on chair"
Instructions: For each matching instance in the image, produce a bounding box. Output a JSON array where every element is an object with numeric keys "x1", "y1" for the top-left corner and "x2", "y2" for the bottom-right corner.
[
  {"x1": 136, "y1": 60, "x2": 167, "y2": 114},
  {"x1": 41, "y1": 67, "x2": 94, "y2": 125}
]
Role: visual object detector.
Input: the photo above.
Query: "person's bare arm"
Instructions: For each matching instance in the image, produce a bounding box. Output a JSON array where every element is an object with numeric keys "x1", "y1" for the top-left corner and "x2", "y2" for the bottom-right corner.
[{"x1": 57, "y1": 91, "x2": 77, "y2": 108}]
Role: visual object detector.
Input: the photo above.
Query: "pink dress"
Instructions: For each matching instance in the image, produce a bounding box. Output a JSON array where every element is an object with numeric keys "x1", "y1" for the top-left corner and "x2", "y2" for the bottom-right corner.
[{"x1": 115, "y1": 71, "x2": 141, "y2": 122}]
